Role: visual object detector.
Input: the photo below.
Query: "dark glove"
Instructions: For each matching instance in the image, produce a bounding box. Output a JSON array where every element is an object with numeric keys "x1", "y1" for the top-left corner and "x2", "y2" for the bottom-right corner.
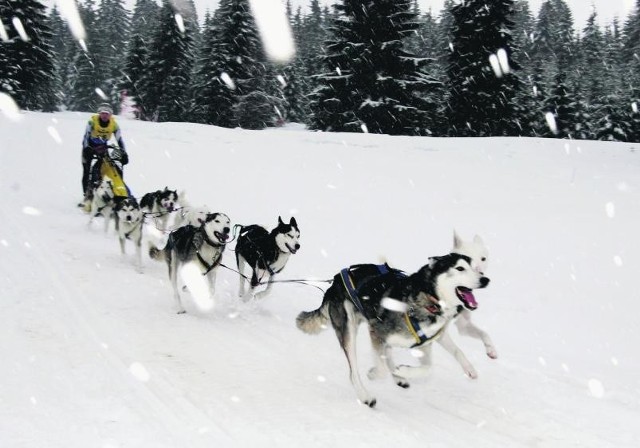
[{"x1": 120, "y1": 151, "x2": 129, "y2": 165}]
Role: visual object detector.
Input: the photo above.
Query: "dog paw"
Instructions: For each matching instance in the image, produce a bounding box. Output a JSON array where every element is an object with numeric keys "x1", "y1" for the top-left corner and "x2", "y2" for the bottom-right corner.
[
  {"x1": 395, "y1": 379, "x2": 410, "y2": 389},
  {"x1": 361, "y1": 398, "x2": 377, "y2": 408},
  {"x1": 486, "y1": 348, "x2": 498, "y2": 359},
  {"x1": 464, "y1": 367, "x2": 478, "y2": 379},
  {"x1": 367, "y1": 367, "x2": 387, "y2": 381}
]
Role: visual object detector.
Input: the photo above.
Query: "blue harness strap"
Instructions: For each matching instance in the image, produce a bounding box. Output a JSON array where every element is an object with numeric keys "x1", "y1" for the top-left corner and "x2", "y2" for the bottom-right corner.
[
  {"x1": 340, "y1": 264, "x2": 390, "y2": 319},
  {"x1": 340, "y1": 264, "x2": 441, "y2": 348}
]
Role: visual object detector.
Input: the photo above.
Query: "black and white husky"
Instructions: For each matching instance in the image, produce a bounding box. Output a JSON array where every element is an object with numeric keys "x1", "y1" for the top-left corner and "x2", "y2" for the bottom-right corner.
[
  {"x1": 114, "y1": 197, "x2": 144, "y2": 273},
  {"x1": 140, "y1": 187, "x2": 180, "y2": 231},
  {"x1": 235, "y1": 216, "x2": 300, "y2": 300},
  {"x1": 296, "y1": 253, "x2": 489, "y2": 407},
  {"x1": 87, "y1": 178, "x2": 115, "y2": 232},
  {"x1": 149, "y1": 213, "x2": 231, "y2": 314},
  {"x1": 450, "y1": 231, "x2": 497, "y2": 359}
]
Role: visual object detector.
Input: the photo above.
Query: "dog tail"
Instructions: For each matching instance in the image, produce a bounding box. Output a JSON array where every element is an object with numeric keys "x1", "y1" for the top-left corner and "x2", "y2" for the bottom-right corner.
[
  {"x1": 296, "y1": 302, "x2": 329, "y2": 334},
  {"x1": 148, "y1": 242, "x2": 165, "y2": 261}
]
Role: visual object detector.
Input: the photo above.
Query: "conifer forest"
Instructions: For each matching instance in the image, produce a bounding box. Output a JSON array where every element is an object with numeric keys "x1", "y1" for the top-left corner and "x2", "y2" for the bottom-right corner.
[{"x1": 1, "y1": 0, "x2": 640, "y2": 142}]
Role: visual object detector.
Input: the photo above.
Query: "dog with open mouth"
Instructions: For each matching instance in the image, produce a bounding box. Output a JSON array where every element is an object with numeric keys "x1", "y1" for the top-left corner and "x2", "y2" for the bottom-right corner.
[
  {"x1": 149, "y1": 213, "x2": 231, "y2": 314},
  {"x1": 114, "y1": 196, "x2": 144, "y2": 273},
  {"x1": 235, "y1": 216, "x2": 300, "y2": 300},
  {"x1": 296, "y1": 253, "x2": 489, "y2": 408}
]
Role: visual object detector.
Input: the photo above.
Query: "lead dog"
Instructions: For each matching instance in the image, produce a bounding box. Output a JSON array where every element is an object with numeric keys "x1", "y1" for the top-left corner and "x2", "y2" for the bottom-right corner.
[
  {"x1": 296, "y1": 253, "x2": 489, "y2": 407},
  {"x1": 87, "y1": 178, "x2": 116, "y2": 232},
  {"x1": 149, "y1": 213, "x2": 231, "y2": 314},
  {"x1": 451, "y1": 231, "x2": 497, "y2": 359},
  {"x1": 114, "y1": 196, "x2": 144, "y2": 273},
  {"x1": 235, "y1": 216, "x2": 300, "y2": 300}
]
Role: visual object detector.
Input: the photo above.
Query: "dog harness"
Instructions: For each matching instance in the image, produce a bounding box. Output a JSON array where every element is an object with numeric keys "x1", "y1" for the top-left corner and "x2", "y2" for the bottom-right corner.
[
  {"x1": 340, "y1": 264, "x2": 441, "y2": 348},
  {"x1": 196, "y1": 228, "x2": 224, "y2": 275}
]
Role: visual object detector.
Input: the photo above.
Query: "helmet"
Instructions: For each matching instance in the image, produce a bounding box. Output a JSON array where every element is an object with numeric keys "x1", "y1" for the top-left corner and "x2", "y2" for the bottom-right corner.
[{"x1": 97, "y1": 103, "x2": 113, "y2": 114}]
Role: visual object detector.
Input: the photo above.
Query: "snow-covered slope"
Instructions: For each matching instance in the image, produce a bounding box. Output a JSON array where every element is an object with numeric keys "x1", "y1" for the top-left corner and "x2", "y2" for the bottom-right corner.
[{"x1": 1, "y1": 111, "x2": 639, "y2": 447}]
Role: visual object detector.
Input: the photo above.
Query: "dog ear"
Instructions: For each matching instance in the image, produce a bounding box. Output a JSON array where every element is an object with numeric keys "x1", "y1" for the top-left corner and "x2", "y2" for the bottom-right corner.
[
  {"x1": 290, "y1": 217, "x2": 298, "y2": 229},
  {"x1": 453, "y1": 230, "x2": 462, "y2": 249},
  {"x1": 473, "y1": 234, "x2": 484, "y2": 245},
  {"x1": 278, "y1": 216, "x2": 285, "y2": 226}
]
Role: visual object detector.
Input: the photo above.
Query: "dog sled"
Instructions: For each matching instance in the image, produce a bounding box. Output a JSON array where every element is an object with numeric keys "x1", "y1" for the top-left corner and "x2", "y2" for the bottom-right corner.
[{"x1": 99, "y1": 148, "x2": 129, "y2": 198}]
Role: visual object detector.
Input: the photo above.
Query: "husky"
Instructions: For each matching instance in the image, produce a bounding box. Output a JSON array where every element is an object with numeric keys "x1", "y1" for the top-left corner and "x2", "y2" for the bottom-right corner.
[
  {"x1": 235, "y1": 216, "x2": 300, "y2": 300},
  {"x1": 140, "y1": 187, "x2": 180, "y2": 231},
  {"x1": 149, "y1": 213, "x2": 231, "y2": 314},
  {"x1": 173, "y1": 198, "x2": 211, "y2": 229},
  {"x1": 450, "y1": 231, "x2": 497, "y2": 359},
  {"x1": 296, "y1": 253, "x2": 490, "y2": 407},
  {"x1": 87, "y1": 178, "x2": 115, "y2": 232},
  {"x1": 114, "y1": 197, "x2": 144, "y2": 273}
]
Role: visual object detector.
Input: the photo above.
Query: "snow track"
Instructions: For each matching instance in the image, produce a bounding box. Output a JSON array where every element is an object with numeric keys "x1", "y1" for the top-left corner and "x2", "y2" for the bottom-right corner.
[{"x1": 1, "y1": 112, "x2": 639, "y2": 447}]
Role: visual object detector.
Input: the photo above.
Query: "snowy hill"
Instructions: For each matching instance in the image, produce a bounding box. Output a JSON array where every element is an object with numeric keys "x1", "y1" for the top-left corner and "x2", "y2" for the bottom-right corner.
[{"x1": 1, "y1": 111, "x2": 639, "y2": 447}]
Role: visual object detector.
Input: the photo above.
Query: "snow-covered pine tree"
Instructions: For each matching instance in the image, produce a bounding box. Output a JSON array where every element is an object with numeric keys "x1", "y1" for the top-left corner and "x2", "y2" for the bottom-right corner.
[
  {"x1": 544, "y1": 71, "x2": 575, "y2": 138},
  {"x1": 530, "y1": 0, "x2": 575, "y2": 76},
  {"x1": 191, "y1": 10, "x2": 225, "y2": 124},
  {"x1": 0, "y1": 0, "x2": 56, "y2": 110},
  {"x1": 311, "y1": 0, "x2": 440, "y2": 136},
  {"x1": 46, "y1": 5, "x2": 76, "y2": 109},
  {"x1": 130, "y1": 0, "x2": 160, "y2": 40},
  {"x1": 515, "y1": 66, "x2": 547, "y2": 136},
  {"x1": 446, "y1": 0, "x2": 522, "y2": 137},
  {"x1": 623, "y1": 0, "x2": 640, "y2": 62},
  {"x1": 623, "y1": 1, "x2": 640, "y2": 142},
  {"x1": 0, "y1": 2, "x2": 20, "y2": 96},
  {"x1": 67, "y1": 0, "x2": 101, "y2": 112},
  {"x1": 278, "y1": 1, "x2": 307, "y2": 123},
  {"x1": 119, "y1": 33, "x2": 148, "y2": 118},
  {"x1": 137, "y1": 0, "x2": 195, "y2": 122},
  {"x1": 511, "y1": 0, "x2": 534, "y2": 69},
  {"x1": 193, "y1": 0, "x2": 268, "y2": 128},
  {"x1": 299, "y1": 0, "x2": 326, "y2": 80},
  {"x1": 580, "y1": 11, "x2": 606, "y2": 109},
  {"x1": 569, "y1": 82, "x2": 594, "y2": 140},
  {"x1": 94, "y1": 0, "x2": 131, "y2": 112},
  {"x1": 595, "y1": 92, "x2": 632, "y2": 141}
]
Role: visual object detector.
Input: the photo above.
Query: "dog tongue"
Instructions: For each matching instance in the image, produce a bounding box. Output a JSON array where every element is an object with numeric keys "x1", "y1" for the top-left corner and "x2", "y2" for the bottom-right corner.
[{"x1": 459, "y1": 289, "x2": 478, "y2": 309}]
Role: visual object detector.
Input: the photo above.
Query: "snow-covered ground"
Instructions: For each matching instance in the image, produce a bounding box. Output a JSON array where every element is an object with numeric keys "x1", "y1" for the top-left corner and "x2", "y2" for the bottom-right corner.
[{"x1": 1, "y1": 111, "x2": 639, "y2": 447}]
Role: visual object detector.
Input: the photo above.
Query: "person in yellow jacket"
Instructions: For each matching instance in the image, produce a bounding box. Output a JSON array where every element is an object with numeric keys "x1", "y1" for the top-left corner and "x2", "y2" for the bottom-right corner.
[{"x1": 80, "y1": 103, "x2": 128, "y2": 208}]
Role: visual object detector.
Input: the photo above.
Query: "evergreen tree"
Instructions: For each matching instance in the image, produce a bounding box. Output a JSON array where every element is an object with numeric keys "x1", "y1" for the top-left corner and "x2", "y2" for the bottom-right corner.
[
  {"x1": 511, "y1": 0, "x2": 534, "y2": 67},
  {"x1": 623, "y1": 0, "x2": 640, "y2": 61},
  {"x1": 119, "y1": 33, "x2": 148, "y2": 118},
  {"x1": 67, "y1": 0, "x2": 101, "y2": 112},
  {"x1": 0, "y1": 0, "x2": 56, "y2": 110},
  {"x1": 311, "y1": 0, "x2": 440, "y2": 135},
  {"x1": 130, "y1": 0, "x2": 160, "y2": 39},
  {"x1": 530, "y1": 0, "x2": 575, "y2": 76},
  {"x1": 446, "y1": 0, "x2": 522, "y2": 137},
  {"x1": 595, "y1": 93, "x2": 631, "y2": 141},
  {"x1": 544, "y1": 71, "x2": 575, "y2": 138},
  {"x1": 580, "y1": 10, "x2": 605, "y2": 105},
  {"x1": 193, "y1": 0, "x2": 266, "y2": 127},
  {"x1": 0, "y1": 3, "x2": 20, "y2": 96},
  {"x1": 515, "y1": 67, "x2": 547, "y2": 136},
  {"x1": 279, "y1": 2, "x2": 306, "y2": 123},
  {"x1": 46, "y1": 5, "x2": 76, "y2": 108},
  {"x1": 137, "y1": 0, "x2": 195, "y2": 121},
  {"x1": 94, "y1": 0, "x2": 131, "y2": 111}
]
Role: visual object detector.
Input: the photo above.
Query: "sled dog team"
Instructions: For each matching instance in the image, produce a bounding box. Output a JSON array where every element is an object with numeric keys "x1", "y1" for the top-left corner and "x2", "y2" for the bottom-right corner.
[{"x1": 86, "y1": 185, "x2": 494, "y2": 407}]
